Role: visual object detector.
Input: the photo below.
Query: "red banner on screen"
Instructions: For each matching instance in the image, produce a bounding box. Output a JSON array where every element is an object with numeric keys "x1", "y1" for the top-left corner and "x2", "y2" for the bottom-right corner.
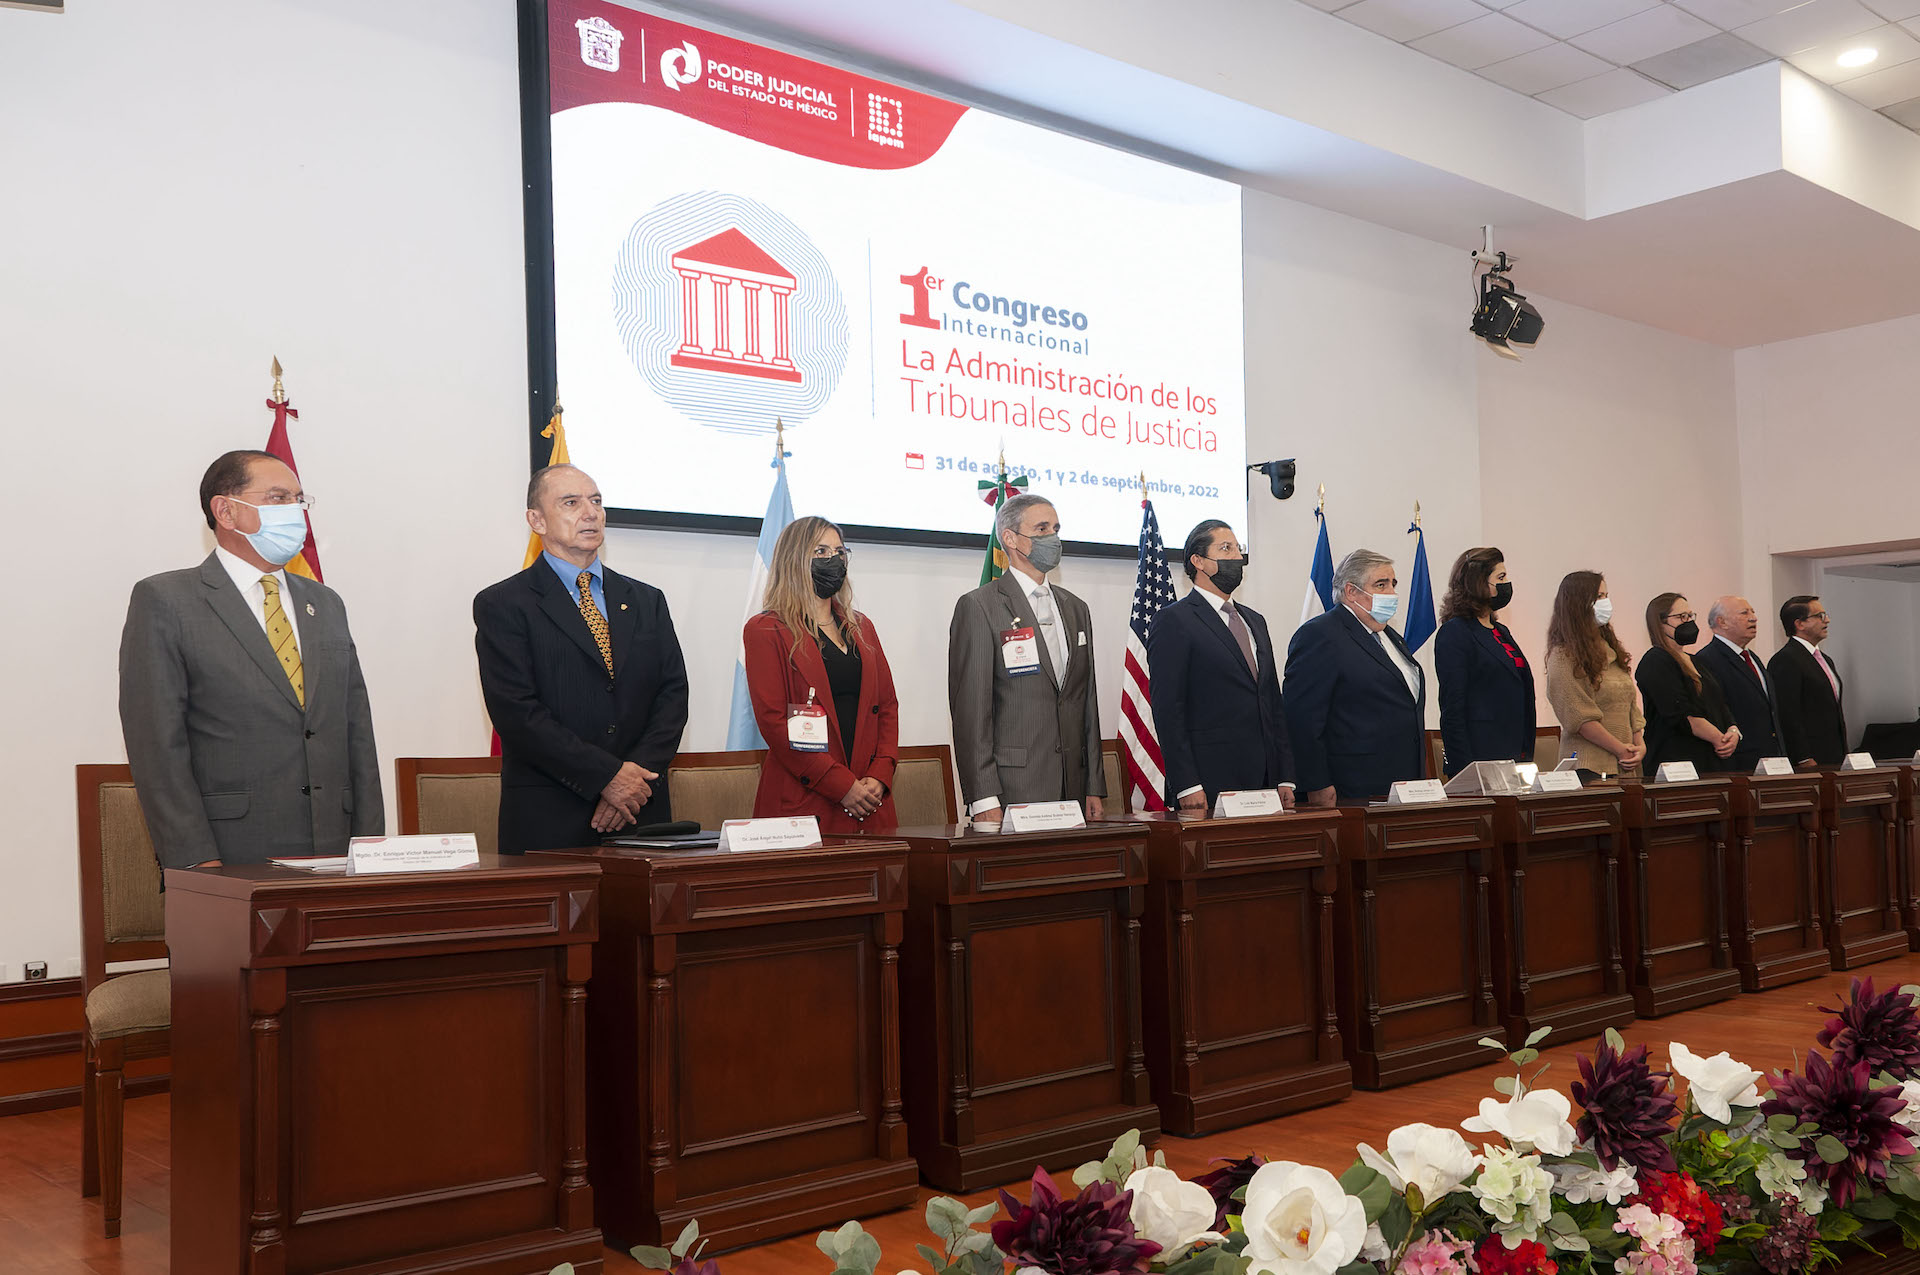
[{"x1": 550, "y1": 0, "x2": 968, "y2": 171}]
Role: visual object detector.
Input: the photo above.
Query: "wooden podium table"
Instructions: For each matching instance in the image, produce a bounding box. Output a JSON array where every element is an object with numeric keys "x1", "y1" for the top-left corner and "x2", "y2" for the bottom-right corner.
[
  {"x1": 1129, "y1": 810, "x2": 1350, "y2": 1136},
  {"x1": 875, "y1": 823, "x2": 1159, "y2": 1192},
  {"x1": 1618, "y1": 778, "x2": 1742, "y2": 1017},
  {"x1": 1821, "y1": 767, "x2": 1908, "y2": 970},
  {"x1": 532, "y1": 841, "x2": 918, "y2": 1253},
  {"x1": 1334, "y1": 799, "x2": 1500, "y2": 1090},
  {"x1": 1486, "y1": 787, "x2": 1634, "y2": 1049},
  {"x1": 164, "y1": 856, "x2": 604, "y2": 1275},
  {"x1": 1887, "y1": 760, "x2": 1920, "y2": 947},
  {"x1": 1726, "y1": 773, "x2": 1830, "y2": 991}
]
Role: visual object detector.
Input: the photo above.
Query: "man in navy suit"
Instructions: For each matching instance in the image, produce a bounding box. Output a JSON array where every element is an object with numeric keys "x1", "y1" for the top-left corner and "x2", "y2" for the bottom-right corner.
[
  {"x1": 1767, "y1": 594, "x2": 1847, "y2": 768},
  {"x1": 1283, "y1": 549, "x2": 1426, "y2": 806},
  {"x1": 1698, "y1": 595, "x2": 1784, "y2": 772},
  {"x1": 474, "y1": 465, "x2": 689, "y2": 851},
  {"x1": 1146, "y1": 520, "x2": 1295, "y2": 811}
]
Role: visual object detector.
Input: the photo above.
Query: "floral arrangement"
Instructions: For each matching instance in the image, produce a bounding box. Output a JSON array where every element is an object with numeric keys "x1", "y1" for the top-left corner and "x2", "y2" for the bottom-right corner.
[{"x1": 800, "y1": 978, "x2": 1920, "y2": 1275}]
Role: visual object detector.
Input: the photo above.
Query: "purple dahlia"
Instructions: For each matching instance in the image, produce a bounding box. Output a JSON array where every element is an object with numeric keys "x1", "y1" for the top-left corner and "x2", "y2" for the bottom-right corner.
[
  {"x1": 990, "y1": 1167, "x2": 1161, "y2": 1275},
  {"x1": 1817, "y1": 977, "x2": 1920, "y2": 1081},
  {"x1": 1572, "y1": 1037, "x2": 1680, "y2": 1173},
  {"x1": 1760, "y1": 1048, "x2": 1916, "y2": 1209}
]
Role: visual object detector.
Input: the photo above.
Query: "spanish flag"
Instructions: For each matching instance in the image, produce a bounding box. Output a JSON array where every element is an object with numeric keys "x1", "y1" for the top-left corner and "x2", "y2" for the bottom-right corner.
[
  {"x1": 522, "y1": 405, "x2": 568, "y2": 568},
  {"x1": 264, "y1": 359, "x2": 322, "y2": 581}
]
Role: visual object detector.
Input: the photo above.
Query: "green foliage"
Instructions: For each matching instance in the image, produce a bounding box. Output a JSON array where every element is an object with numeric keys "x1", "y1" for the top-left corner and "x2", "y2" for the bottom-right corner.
[
  {"x1": 816, "y1": 1219, "x2": 883, "y2": 1275},
  {"x1": 1338, "y1": 1162, "x2": 1393, "y2": 1225},
  {"x1": 1073, "y1": 1128, "x2": 1159, "y2": 1188},
  {"x1": 632, "y1": 1219, "x2": 703, "y2": 1270}
]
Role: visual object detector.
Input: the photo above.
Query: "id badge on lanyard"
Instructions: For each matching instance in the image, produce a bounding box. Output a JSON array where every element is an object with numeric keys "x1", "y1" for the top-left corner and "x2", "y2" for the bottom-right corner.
[
  {"x1": 1001, "y1": 626, "x2": 1041, "y2": 677},
  {"x1": 788, "y1": 689, "x2": 829, "y2": 752}
]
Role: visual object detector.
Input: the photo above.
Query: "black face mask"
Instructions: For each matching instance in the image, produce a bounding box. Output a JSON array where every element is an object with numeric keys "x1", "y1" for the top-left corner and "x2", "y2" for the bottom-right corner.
[
  {"x1": 1491, "y1": 581, "x2": 1513, "y2": 611},
  {"x1": 1672, "y1": 619, "x2": 1700, "y2": 646},
  {"x1": 810, "y1": 557, "x2": 847, "y2": 599},
  {"x1": 1208, "y1": 558, "x2": 1245, "y2": 595}
]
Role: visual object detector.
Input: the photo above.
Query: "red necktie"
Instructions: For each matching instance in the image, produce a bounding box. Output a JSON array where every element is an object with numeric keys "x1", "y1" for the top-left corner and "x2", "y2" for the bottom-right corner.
[
  {"x1": 1815, "y1": 648, "x2": 1840, "y2": 702},
  {"x1": 1742, "y1": 648, "x2": 1765, "y2": 691}
]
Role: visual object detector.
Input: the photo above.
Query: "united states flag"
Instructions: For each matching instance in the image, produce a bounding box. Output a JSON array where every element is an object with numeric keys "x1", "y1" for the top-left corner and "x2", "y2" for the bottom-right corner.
[{"x1": 1119, "y1": 497, "x2": 1174, "y2": 812}]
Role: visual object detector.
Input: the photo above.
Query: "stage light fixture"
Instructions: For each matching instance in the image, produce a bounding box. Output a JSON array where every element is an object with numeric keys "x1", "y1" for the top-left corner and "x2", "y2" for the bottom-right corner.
[{"x1": 1468, "y1": 226, "x2": 1544, "y2": 360}]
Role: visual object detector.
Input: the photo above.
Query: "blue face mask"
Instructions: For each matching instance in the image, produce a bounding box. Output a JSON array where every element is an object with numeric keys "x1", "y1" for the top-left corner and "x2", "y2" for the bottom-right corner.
[
  {"x1": 229, "y1": 498, "x2": 308, "y2": 566},
  {"x1": 1367, "y1": 590, "x2": 1399, "y2": 624}
]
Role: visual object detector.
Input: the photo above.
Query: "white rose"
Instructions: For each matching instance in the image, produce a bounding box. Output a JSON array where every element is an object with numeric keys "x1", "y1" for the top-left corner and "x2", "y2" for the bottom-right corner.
[
  {"x1": 1472, "y1": 1145, "x2": 1554, "y2": 1245},
  {"x1": 1549, "y1": 1159, "x2": 1639, "y2": 1206},
  {"x1": 1669, "y1": 1043, "x2": 1763, "y2": 1124},
  {"x1": 1461, "y1": 1087, "x2": 1578, "y2": 1156},
  {"x1": 1357, "y1": 1122, "x2": 1481, "y2": 1205},
  {"x1": 1897, "y1": 1080, "x2": 1920, "y2": 1134},
  {"x1": 1124, "y1": 1166, "x2": 1226, "y2": 1261},
  {"x1": 1241, "y1": 1161, "x2": 1368, "y2": 1275},
  {"x1": 1359, "y1": 1222, "x2": 1391, "y2": 1264}
]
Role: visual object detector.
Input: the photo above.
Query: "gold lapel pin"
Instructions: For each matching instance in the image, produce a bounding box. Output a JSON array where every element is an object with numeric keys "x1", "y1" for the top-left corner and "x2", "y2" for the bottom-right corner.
[
  {"x1": 620, "y1": 603, "x2": 628, "y2": 610},
  {"x1": 305, "y1": 603, "x2": 315, "y2": 616}
]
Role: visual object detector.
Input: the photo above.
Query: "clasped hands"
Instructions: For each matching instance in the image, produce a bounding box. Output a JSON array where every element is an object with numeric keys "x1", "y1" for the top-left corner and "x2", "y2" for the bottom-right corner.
[
  {"x1": 841, "y1": 776, "x2": 886, "y2": 820},
  {"x1": 593, "y1": 761, "x2": 659, "y2": 833}
]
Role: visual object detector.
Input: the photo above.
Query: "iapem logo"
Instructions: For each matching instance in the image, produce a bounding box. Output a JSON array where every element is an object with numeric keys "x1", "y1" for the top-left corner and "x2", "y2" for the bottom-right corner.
[{"x1": 660, "y1": 40, "x2": 701, "y2": 91}]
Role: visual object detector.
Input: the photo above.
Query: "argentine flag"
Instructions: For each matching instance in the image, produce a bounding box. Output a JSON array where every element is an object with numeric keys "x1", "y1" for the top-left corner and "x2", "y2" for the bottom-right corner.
[{"x1": 725, "y1": 455, "x2": 795, "y2": 749}]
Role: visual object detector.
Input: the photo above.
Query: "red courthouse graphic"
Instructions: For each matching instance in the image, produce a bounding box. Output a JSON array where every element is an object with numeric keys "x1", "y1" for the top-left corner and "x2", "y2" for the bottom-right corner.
[{"x1": 669, "y1": 227, "x2": 803, "y2": 383}]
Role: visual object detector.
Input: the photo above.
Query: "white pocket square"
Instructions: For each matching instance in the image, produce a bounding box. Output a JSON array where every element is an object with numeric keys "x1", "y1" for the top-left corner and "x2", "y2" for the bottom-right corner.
[{"x1": 1077, "y1": 631, "x2": 1087, "y2": 646}]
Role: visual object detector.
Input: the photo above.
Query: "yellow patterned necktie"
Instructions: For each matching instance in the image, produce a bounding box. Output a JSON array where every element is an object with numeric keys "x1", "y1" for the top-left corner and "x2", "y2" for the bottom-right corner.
[
  {"x1": 577, "y1": 570, "x2": 613, "y2": 676},
  {"x1": 260, "y1": 575, "x2": 305, "y2": 708}
]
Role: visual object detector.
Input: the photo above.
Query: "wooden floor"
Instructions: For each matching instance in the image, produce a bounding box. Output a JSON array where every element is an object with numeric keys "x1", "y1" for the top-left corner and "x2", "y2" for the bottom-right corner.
[{"x1": 5, "y1": 954, "x2": 1912, "y2": 1274}]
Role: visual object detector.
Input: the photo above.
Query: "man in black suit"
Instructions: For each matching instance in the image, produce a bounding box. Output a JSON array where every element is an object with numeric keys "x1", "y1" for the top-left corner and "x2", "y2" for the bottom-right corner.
[
  {"x1": 1698, "y1": 595, "x2": 1783, "y2": 771},
  {"x1": 1283, "y1": 549, "x2": 1426, "y2": 805},
  {"x1": 1146, "y1": 520, "x2": 1295, "y2": 811},
  {"x1": 474, "y1": 465, "x2": 689, "y2": 851},
  {"x1": 1767, "y1": 594, "x2": 1847, "y2": 768}
]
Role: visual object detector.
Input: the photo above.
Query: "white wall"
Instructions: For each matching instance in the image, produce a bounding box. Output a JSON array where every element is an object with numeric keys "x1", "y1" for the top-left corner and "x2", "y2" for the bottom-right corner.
[
  {"x1": 1814, "y1": 573, "x2": 1920, "y2": 736},
  {"x1": 0, "y1": 0, "x2": 1757, "y2": 984},
  {"x1": 1476, "y1": 296, "x2": 1742, "y2": 722}
]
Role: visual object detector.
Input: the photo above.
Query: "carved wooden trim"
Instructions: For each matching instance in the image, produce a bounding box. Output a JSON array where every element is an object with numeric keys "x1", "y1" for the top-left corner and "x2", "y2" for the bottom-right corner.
[
  {"x1": 647, "y1": 935, "x2": 677, "y2": 1189},
  {"x1": 247, "y1": 968, "x2": 288, "y2": 1275},
  {"x1": 944, "y1": 926, "x2": 973, "y2": 1146},
  {"x1": 877, "y1": 911, "x2": 904, "y2": 1157}
]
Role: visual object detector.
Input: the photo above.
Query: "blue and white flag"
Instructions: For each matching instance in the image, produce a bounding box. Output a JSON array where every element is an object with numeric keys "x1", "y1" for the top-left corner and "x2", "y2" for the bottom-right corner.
[
  {"x1": 1404, "y1": 518, "x2": 1437, "y2": 653},
  {"x1": 724, "y1": 454, "x2": 795, "y2": 749},
  {"x1": 1300, "y1": 505, "x2": 1334, "y2": 623}
]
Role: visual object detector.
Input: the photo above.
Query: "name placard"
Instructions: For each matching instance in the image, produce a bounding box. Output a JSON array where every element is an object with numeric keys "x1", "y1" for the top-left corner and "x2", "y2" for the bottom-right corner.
[
  {"x1": 1841, "y1": 752, "x2": 1878, "y2": 771},
  {"x1": 347, "y1": 834, "x2": 479, "y2": 876},
  {"x1": 1531, "y1": 769, "x2": 1583, "y2": 793},
  {"x1": 1002, "y1": 801, "x2": 1087, "y2": 832},
  {"x1": 1655, "y1": 761, "x2": 1699, "y2": 783},
  {"x1": 1385, "y1": 778, "x2": 1448, "y2": 805},
  {"x1": 1755, "y1": 757, "x2": 1795, "y2": 776},
  {"x1": 1213, "y1": 789, "x2": 1285, "y2": 819},
  {"x1": 717, "y1": 817, "x2": 822, "y2": 852}
]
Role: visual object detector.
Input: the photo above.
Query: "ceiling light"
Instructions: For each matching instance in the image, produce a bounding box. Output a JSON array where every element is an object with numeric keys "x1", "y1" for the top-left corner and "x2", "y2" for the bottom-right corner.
[
  {"x1": 1837, "y1": 46, "x2": 1879, "y2": 68},
  {"x1": 1468, "y1": 226, "x2": 1544, "y2": 360}
]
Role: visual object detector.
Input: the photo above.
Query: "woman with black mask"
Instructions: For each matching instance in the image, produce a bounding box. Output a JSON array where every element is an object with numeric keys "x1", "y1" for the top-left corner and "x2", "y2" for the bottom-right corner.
[
  {"x1": 1636, "y1": 591, "x2": 1739, "y2": 774},
  {"x1": 1433, "y1": 547, "x2": 1536, "y2": 777},
  {"x1": 742, "y1": 515, "x2": 901, "y2": 831}
]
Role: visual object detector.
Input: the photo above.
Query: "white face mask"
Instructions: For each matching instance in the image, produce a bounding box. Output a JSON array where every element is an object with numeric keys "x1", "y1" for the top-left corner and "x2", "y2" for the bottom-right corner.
[{"x1": 1593, "y1": 597, "x2": 1614, "y2": 625}]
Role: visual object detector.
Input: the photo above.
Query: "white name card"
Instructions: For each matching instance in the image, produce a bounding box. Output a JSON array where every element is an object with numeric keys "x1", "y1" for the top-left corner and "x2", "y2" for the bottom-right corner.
[
  {"x1": 1213, "y1": 789, "x2": 1285, "y2": 818},
  {"x1": 1002, "y1": 801, "x2": 1087, "y2": 832},
  {"x1": 1385, "y1": 779, "x2": 1448, "y2": 805},
  {"x1": 1842, "y1": 752, "x2": 1878, "y2": 771},
  {"x1": 716, "y1": 817, "x2": 822, "y2": 852},
  {"x1": 347, "y1": 834, "x2": 479, "y2": 875},
  {"x1": 1655, "y1": 761, "x2": 1699, "y2": 783},
  {"x1": 1755, "y1": 757, "x2": 1795, "y2": 776},
  {"x1": 1913, "y1": 750, "x2": 1920, "y2": 763},
  {"x1": 1532, "y1": 769, "x2": 1583, "y2": 793}
]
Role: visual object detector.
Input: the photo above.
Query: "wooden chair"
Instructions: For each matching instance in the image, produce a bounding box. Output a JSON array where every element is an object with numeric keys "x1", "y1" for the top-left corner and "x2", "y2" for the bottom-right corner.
[
  {"x1": 75, "y1": 764, "x2": 171, "y2": 1239},
  {"x1": 394, "y1": 756, "x2": 502, "y2": 852},
  {"x1": 1534, "y1": 726, "x2": 1562, "y2": 771},
  {"x1": 890, "y1": 744, "x2": 959, "y2": 825},
  {"x1": 1101, "y1": 738, "x2": 1131, "y2": 813},
  {"x1": 667, "y1": 749, "x2": 766, "y2": 829},
  {"x1": 1425, "y1": 729, "x2": 1445, "y2": 780}
]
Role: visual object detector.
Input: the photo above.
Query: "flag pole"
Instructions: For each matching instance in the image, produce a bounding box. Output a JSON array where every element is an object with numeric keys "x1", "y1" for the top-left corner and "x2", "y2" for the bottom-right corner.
[
  {"x1": 1413, "y1": 498, "x2": 1421, "y2": 529},
  {"x1": 1317, "y1": 483, "x2": 1326, "y2": 515}
]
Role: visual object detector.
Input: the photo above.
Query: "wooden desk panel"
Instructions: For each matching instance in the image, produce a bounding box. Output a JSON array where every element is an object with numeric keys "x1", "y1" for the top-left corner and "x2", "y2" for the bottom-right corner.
[
  {"x1": 1335, "y1": 801, "x2": 1500, "y2": 1090},
  {"x1": 532, "y1": 843, "x2": 916, "y2": 1254},
  {"x1": 1130, "y1": 811, "x2": 1350, "y2": 1136},
  {"x1": 1727, "y1": 774, "x2": 1830, "y2": 991},
  {"x1": 1488, "y1": 788, "x2": 1633, "y2": 1049},
  {"x1": 164, "y1": 856, "x2": 603, "y2": 1275},
  {"x1": 1822, "y1": 769, "x2": 1908, "y2": 970},
  {"x1": 1889, "y1": 761, "x2": 1920, "y2": 948},
  {"x1": 1618, "y1": 779, "x2": 1742, "y2": 1018},
  {"x1": 876, "y1": 824, "x2": 1158, "y2": 1192}
]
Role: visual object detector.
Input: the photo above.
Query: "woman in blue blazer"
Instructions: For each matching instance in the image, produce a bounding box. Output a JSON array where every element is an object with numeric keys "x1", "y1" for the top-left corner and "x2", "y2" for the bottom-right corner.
[{"x1": 1434, "y1": 546, "x2": 1536, "y2": 778}]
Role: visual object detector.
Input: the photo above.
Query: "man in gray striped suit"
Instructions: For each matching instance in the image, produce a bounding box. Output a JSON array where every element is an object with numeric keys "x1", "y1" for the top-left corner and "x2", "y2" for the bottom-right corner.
[
  {"x1": 119, "y1": 450, "x2": 383, "y2": 868},
  {"x1": 948, "y1": 493, "x2": 1106, "y2": 824}
]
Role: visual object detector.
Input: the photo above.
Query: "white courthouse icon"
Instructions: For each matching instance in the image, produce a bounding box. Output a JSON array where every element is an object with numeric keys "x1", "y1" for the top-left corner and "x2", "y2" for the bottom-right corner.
[{"x1": 669, "y1": 228, "x2": 803, "y2": 384}]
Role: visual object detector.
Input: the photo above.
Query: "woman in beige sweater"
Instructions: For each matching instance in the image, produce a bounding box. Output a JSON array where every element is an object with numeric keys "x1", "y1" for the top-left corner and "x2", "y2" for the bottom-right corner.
[{"x1": 1543, "y1": 570, "x2": 1645, "y2": 779}]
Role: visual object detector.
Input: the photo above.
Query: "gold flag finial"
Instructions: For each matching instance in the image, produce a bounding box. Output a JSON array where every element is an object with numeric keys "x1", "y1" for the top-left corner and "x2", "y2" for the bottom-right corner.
[
  {"x1": 1139, "y1": 470, "x2": 1148, "y2": 494},
  {"x1": 270, "y1": 356, "x2": 285, "y2": 404},
  {"x1": 773, "y1": 415, "x2": 789, "y2": 463},
  {"x1": 1413, "y1": 499, "x2": 1422, "y2": 529},
  {"x1": 1316, "y1": 482, "x2": 1326, "y2": 513}
]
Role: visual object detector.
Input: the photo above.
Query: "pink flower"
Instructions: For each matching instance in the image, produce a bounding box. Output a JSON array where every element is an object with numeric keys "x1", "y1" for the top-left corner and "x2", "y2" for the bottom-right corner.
[
  {"x1": 1401, "y1": 1230, "x2": 1477, "y2": 1274},
  {"x1": 1612, "y1": 1205, "x2": 1697, "y2": 1275}
]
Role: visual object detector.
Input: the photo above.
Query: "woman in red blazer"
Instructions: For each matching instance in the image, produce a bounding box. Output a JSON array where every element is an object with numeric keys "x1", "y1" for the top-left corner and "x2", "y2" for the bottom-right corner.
[{"x1": 743, "y1": 515, "x2": 900, "y2": 833}]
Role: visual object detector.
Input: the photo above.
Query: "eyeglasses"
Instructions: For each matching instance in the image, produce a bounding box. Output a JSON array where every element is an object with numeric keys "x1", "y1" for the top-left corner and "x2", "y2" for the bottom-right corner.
[
  {"x1": 810, "y1": 546, "x2": 852, "y2": 560},
  {"x1": 1209, "y1": 545, "x2": 1249, "y2": 559},
  {"x1": 230, "y1": 489, "x2": 315, "y2": 512},
  {"x1": 1666, "y1": 611, "x2": 1696, "y2": 624}
]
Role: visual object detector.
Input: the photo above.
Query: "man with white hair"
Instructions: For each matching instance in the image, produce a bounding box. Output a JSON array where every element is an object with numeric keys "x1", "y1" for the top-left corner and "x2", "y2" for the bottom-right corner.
[
  {"x1": 1282, "y1": 548, "x2": 1426, "y2": 805},
  {"x1": 948, "y1": 492, "x2": 1106, "y2": 823},
  {"x1": 1696, "y1": 595, "x2": 1783, "y2": 772}
]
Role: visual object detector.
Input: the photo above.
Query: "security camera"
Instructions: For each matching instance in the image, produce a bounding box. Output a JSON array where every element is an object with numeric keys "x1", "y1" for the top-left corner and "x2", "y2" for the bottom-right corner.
[{"x1": 1248, "y1": 459, "x2": 1297, "y2": 500}]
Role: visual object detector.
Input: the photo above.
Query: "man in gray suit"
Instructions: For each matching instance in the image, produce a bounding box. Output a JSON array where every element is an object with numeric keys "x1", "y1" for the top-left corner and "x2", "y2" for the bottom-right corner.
[
  {"x1": 119, "y1": 450, "x2": 382, "y2": 868},
  {"x1": 948, "y1": 493, "x2": 1105, "y2": 823}
]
